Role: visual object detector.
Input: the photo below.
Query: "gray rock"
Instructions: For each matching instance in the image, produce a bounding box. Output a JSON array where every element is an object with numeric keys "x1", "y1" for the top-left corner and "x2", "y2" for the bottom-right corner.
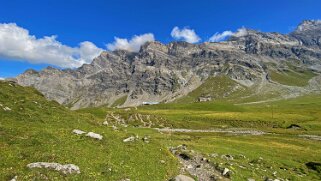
[
  {"x1": 27, "y1": 162, "x2": 80, "y2": 174},
  {"x1": 222, "y1": 168, "x2": 231, "y2": 176},
  {"x1": 123, "y1": 136, "x2": 135, "y2": 143},
  {"x1": 210, "y1": 153, "x2": 219, "y2": 158},
  {"x1": 10, "y1": 176, "x2": 17, "y2": 181},
  {"x1": 3, "y1": 106, "x2": 11, "y2": 111},
  {"x1": 86, "y1": 132, "x2": 103, "y2": 140},
  {"x1": 221, "y1": 154, "x2": 234, "y2": 160},
  {"x1": 173, "y1": 174, "x2": 195, "y2": 181},
  {"x1": 72, "y1": 129, "x2": 86, "y2": 135}
]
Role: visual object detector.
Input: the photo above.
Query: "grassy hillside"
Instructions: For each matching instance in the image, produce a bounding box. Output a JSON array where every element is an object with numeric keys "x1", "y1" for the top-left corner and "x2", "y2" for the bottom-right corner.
[
  {"x1": 175, "y1": 76, "x2": 251, "y2": 104},
  {"x1": 0, "y1": 81, "x2": 178, "y2": 180},
  {"x1": 269, "y1": 63, "x2": 316, "y2": 87}
]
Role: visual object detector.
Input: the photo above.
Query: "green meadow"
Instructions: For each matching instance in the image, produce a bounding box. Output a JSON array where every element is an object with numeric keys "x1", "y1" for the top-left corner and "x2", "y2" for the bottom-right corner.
[{"x1": 1, "y1": 81, "x2": 321, "y2": 180}]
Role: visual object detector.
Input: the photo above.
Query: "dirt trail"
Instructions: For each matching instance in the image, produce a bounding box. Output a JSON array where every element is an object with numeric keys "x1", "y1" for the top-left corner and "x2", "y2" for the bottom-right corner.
[{"x1": 155, "y1": 128, "x2": 266, "y2": 135}]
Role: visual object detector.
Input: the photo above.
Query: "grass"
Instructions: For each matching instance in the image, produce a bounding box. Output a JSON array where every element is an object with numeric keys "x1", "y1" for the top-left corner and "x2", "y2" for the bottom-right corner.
[
  {"x1": 111, "y1": 95, "x2": 128, "y2": 107},
  {"x1": 0, "y1": 81, "x2": 178, "y2": 180},
  {"x1": 1, "y1": 80, "x2": 321, "y2": 180},
  {"x1": 269, "y1": 64, "x2": 316, "y2": 87},
  {"x1": 175, "y1": 76, "x2": 250, "y2": 103}
]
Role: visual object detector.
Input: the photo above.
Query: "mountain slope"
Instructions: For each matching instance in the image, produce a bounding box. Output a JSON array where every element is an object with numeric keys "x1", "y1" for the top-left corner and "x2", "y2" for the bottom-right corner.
[{"x1": 16, "y1": 20, "x2": 321, "y2": 109}]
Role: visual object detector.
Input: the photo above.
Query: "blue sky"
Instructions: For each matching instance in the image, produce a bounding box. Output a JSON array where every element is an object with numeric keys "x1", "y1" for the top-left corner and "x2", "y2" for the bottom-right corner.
[{"x1": 1, "y1": 0, "x2": 321, "y2": 78}]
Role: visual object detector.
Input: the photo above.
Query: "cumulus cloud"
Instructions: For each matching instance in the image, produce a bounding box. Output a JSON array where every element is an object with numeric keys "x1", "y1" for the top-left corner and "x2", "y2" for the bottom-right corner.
[
  {"x1": 107, "y1": 33, "x2": 155, "y2": 52},
  {"x1": 0, "y1": 23, "x2": 103, "y2": 68},
  {"x1": 209, "y1": 28, "x2": 248, "y2": 42},
  {"x1": 171, "y1": 26, "x2": 201, "y2": 43}
]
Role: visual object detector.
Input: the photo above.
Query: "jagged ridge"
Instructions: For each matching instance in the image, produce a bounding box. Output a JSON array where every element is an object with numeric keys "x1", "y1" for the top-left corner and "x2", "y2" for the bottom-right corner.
[{"x1": 16, "y1": 20, "x2": 321, "y2": 109}]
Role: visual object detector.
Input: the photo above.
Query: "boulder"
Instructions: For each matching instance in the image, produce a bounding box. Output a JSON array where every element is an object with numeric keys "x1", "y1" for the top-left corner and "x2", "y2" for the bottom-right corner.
[
  {"x1": 86, "y1": 132, "x2": 103, "y2": 140},
  {"x1": 72, "y1": 129, "x2": 86, "y2": 135},
  {"x1": 27, "y1": 162, "x2": 80, "y2": 174}
]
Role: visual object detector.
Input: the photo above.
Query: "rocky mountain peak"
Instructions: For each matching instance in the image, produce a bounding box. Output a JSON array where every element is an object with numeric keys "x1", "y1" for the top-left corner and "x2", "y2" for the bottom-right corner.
[
  {"x1": 290, "y1": 20, "x2": 321, "y2": 48},
  {"x1": 23, "y1": 69, "x2": 39, "y2": 75},
  {"x1": 295, "y1": 20, "x2": 321, "y2": 32},
  {"x1": 140, "y1": 41, "x2": 168, "y2": 53}
]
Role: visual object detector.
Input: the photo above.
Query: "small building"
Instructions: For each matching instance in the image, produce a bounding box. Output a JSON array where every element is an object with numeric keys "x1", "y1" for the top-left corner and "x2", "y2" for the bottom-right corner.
[
  {"x1": 198, "y1": 96, "x2": 212, "y2": 102},
  {"x1": 142, "y1": 101, "x2": 160, "y2": 105}
]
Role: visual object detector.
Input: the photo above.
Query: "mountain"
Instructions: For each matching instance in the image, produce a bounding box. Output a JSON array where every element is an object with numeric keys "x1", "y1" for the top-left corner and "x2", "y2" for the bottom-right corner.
[{"x1": 16, "y1": 20, "x2": 321, "y2": 109}]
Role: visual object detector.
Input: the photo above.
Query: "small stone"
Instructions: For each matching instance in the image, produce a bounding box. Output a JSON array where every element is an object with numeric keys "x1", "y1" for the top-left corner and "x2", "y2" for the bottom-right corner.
[
  {"x1": 174, "y1": 174, "x2": 195, "y2": 181},
  {"x1": 10, "y1": 176, "x2": 17, "y2": 181},
  {"x1": 86, "y1": 132, "x2": 103, "y2": 140},
  {"x1": 160, "y1": 160, "x2": 165, "y2": 164},
  {"x1": 247, "y1": 178, "x2": 255, "y2": 181},
  {"x1": 123, "y1": 136, "x2": 135, "y2": 143},
  {"x1": 3, "y1": 106, "x2": 12, "y2": 111},
  {"x1": 210, "y1": 153, "x2": 219, "y2": 158},
  {"x1": 222, "y1": 168, "x2": 230, "y2": 176},
  {"x1": 119, "y1": 178, "x2": 130, "y2": 181},
  {"x1": 142, "y1": 136, "x2": 150, "y2": 143},
  {"x1": 201, "y1": 157, "x2": 208, "y2": 162},
  {"x1": 72, "y1": 129, "x2": 86, "y2": 135},
  {"x1": 103, "y1": 121, "x2": 109, "y2": 125},
  {"x1": 221, "y1": 154, "x2": 234, "y2": 160}
]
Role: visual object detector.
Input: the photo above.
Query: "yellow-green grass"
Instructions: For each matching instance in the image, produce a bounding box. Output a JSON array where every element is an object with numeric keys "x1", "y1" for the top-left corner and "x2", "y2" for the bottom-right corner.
[
  {"x1": 269, "y1": 68, "x2": 316, "y2": 87},
  {"x1": 154, "y1": 131, "x2": 321, "y2": 180},
  {"x1": 175, "y1": 76, "x2": 251, "y2": 103},
  {"x1": 0, "y1": 81, "x2": 178, "y2": 180},
  {"x1": 111, "y1": 95, "x2": 128, "y2": 107}
]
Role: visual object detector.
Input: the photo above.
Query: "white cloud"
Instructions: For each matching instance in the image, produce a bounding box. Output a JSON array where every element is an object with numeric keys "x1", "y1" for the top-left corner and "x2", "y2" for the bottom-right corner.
[
  {"x1": 234, "y1": 28, "x2": 248, "y2": 37},
  {"x1": 107, "y1": 33, "x2": 155, "y2": 52},
  {"x1": 171, "y1": 26, "x2": 201, "y2": 43},
  {"x1": 0, "y1": 77, "x2": 4, "y2": 80},
  {"x1": 0, "y1": 23, "x2": 103, "y2": 68},
  {"x1": 208, "y1": 28, "x2": 248, "y2": 42},
  {"x1": 209, "y1": 31, "x2": 234, "y2": 42}
]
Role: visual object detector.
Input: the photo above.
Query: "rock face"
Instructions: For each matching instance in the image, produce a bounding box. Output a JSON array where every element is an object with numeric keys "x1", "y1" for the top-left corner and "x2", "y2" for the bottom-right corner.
[{"x1": 16, "y1": 20, "x2": 321, "y2": 109}]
